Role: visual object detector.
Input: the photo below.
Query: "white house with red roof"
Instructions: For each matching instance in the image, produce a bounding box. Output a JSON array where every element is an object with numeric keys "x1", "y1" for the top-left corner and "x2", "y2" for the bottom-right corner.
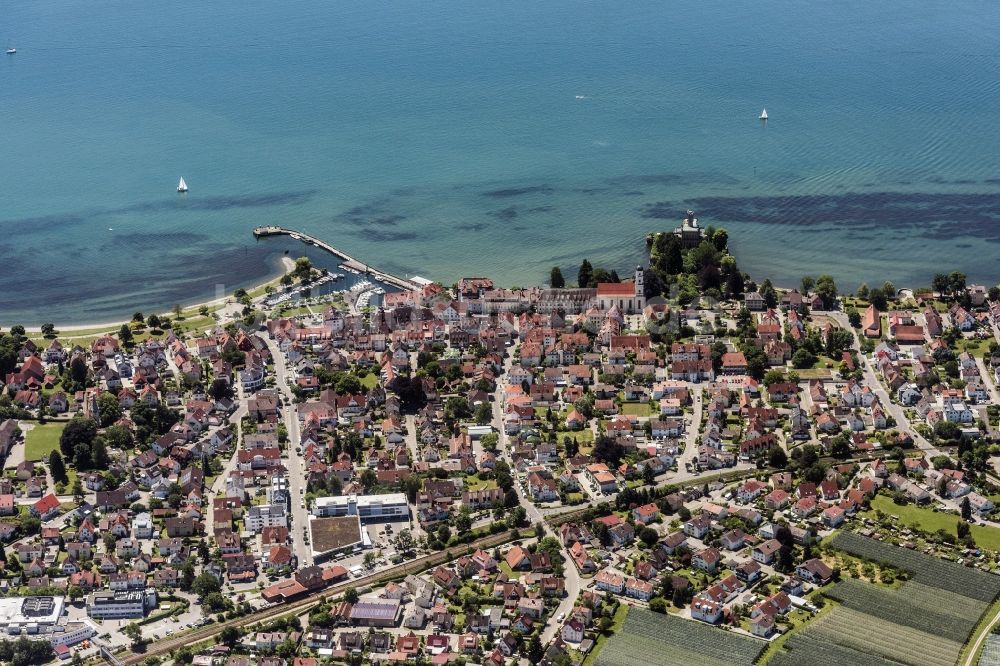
[
  {"x1": 31, "y1": 493, "x2": 61, "y2": 521},
  {"x1": 594, "y1": 267, "x2": 646, "y2": 313}
]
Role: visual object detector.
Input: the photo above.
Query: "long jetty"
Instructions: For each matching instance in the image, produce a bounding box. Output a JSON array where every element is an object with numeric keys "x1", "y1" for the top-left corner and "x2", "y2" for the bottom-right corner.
[{"x1": 253, "y1": 226, "x2": 420, "y2": 291}]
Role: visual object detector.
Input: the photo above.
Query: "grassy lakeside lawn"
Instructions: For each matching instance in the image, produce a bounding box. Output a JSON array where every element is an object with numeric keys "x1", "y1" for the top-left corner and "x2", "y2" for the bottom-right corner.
[
  {"x1": 27, "y1": 300, "x2": 225, "y2": 345},
  {"x1": 273, "y1": 305, "x2": 315, "y2": 318},
  {"x1": 867, "y1": 495, "x2": 1000, "y2": 550},
  {"x1": 23, "y1": 422, "x2": 66, "y2": 461}
]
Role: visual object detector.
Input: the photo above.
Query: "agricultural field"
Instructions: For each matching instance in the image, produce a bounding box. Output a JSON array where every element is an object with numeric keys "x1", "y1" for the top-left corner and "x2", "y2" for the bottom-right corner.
[
  {"x1": 979, "y1": 634, "x2": 1000, "y2": 666},
  {"x1": 823, "y1": 578, "x2": 988, "y2": 642},
  {"x1": 770, "y1": 532, "x2": 1000, "y2": 665},
  {"x1": 772, "y1": 632, "x2": 908, "y2": 666},
  {"x1": 828, "y1": 531, "x2": 1000, "y2": 603},
  {"x1": 595, "y1": 608, "x2": 765, "y2": 666},
  {"x1": 781, "y1": 605, "x2": 963, "y2": 666}
]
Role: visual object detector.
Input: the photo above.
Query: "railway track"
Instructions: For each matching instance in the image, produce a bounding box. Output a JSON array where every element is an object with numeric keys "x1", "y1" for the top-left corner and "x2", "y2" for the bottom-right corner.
[
  {"x1": 112, "y1": 529, "x2": 525, "y2": 665},
  {"x1": 114, "y1": 468, "x2": 760, "y2": 663}
]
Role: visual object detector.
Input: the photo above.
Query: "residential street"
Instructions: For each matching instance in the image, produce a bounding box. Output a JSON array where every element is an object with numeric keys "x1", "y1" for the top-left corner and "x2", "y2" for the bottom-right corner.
[
  {"x1": 490, "y1": 345, "x2": 582, "y2": 645},
  {"x1": 829, "y1": 311, "x2": 945, "y2": 458},
  {"x1": 259, "y1": 333, "x2": 311, "y2": 567}
]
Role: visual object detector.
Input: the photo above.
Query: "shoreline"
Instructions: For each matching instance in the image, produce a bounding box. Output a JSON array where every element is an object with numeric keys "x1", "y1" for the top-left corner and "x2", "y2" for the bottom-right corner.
[
  {"x1": 14, "y1": 257, "x2": 296, "y2": 335},
  {"x1": 7, "y1": 228, "x2": 939, "y2": 336}
]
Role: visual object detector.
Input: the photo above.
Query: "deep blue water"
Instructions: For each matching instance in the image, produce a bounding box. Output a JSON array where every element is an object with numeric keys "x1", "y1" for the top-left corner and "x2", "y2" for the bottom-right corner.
[{"x1": 2, "y1": 0, "x2": 1000, "y2": 324}]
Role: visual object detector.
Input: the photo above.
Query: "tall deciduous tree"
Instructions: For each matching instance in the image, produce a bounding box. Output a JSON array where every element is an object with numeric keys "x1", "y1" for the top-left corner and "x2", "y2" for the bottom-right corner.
[
  {"x1": 60, "y1": 417, "x2": 97, "y2": 459},
  {"x1": 97, "y1": 392, "x2": 122, "y2": 427},
  {"x1": 814, "y1": 275, "x2": 838, "y2": 308},
  {"x1": 801, "y1": 276, "x2": 815, "y2": 295}
]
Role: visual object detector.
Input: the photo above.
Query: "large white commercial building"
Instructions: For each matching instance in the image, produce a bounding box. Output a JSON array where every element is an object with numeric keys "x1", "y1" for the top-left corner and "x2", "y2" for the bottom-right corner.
[
  {"x1": 48, "y1": 621, "x2": 97, "y2": 647},
  {"x1": 87, "y1": 589, "x2": 157, "y2": 619},
  {"x1": 313, "y1": 493, "x2": 409, "y2": 521},
  {"x1": 0, "y1": 597, "x2": 97, "y2": 646},
  {"x1": 0, "y1": 596, "x2": 65, "y2": 635}
]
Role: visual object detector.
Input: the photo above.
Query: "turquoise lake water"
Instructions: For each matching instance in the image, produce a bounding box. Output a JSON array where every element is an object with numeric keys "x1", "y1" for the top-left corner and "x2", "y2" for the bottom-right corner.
[{"x1": 3, "y1": 0, "x2": 1000, "y2": 324}]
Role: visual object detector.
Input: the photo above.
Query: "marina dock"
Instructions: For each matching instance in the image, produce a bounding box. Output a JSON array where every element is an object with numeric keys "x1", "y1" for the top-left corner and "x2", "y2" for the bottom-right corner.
[{"x1": 253, "y1": 226, "x2": 420, "y2": 291}]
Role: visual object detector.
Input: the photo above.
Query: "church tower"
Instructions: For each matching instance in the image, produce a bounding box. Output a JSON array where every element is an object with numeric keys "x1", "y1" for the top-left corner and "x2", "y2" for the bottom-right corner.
[{"x1": 634, "y1": 265, "x2": 646, "y2": 311}]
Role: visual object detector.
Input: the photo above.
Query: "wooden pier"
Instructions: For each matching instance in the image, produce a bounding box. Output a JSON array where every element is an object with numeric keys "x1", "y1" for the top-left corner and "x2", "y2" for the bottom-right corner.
[{"x1": 253, "y1": 226, "x2": 420, "y2": 291}]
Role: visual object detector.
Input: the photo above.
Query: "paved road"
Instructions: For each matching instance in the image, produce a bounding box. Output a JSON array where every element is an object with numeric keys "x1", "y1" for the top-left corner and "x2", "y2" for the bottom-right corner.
[
  {"x1": 678, "y1": 386, "x2": 703, "y2": 471},
  {"x1": 975, "y1": 356, "x2": 1000, "y2": 405},
  {"x1": 489, "y1": 344, "x2": 582, "y2": 645},
  {"x1": 404, "y1": 414, "x2": 420, "y2": 466},
  {"x1": 828, "y1": 311, "x2": 945, "y2": 459},
  {"x1": 259, "y1": 333, "x2": 310, "y2": 567},
  {"x1": 210, "y1": 400, "x2": 247, "y2": 497}
]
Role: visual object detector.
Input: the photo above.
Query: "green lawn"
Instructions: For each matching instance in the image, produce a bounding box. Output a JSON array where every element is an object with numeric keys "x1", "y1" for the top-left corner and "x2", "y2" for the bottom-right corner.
[
  {"x1": 620, "y1": 402, "x2": 653, "y2": 417},
  {"x1": 274, "y1": 305, "x2": 314, "y2": 318},
  {"x1": 583, "y1": 603, "x2": 630, "y2": 666},
  {"x1": 814, "y1": 354, "x2": 839, "y2": 369},
  {"x1": 959, "y1": 338, "x2": 993, "y2": 359},
  {"x1": 464, "y1": 476, "x2": 497, "y2": 492},
  {"x1": 868, "y1": 495, "x2": 1000, "y2": 550},
  {"x1": 564, "y1": 429, "x2": 594, "y2": 444},
  {"x1": 171, "y1": 314, "x2": 218, "y2": 334},
  {"x1": 796, "y1": 367, "x2": 833, "y2": 379},
  {"x1": 359, "y1": 373, "x2": 379, "y2": 390},
  {"x1": 24, "y1": 422, "x2": 66, "y2": 461}
]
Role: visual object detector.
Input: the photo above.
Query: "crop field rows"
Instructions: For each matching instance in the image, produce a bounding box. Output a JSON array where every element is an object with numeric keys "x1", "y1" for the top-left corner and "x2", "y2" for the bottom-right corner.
[
  {"x1": 823, "y1": 578, "x2": 988, "y2": 642},
  {"x1": 594, "y1": 608, "x2": 764, "y2": 666},
  {"x1": 797, "y1": 605, "x2": 963, "y2": 666},
  {"x1": 771, "y1": 532, "x2": 1000, "y2": 665},
  {"x1": 771, "y1": 635, "x2": 906, "y2": 666}
]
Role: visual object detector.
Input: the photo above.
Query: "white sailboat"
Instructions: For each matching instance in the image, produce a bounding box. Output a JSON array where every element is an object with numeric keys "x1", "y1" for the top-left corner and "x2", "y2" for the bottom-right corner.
[
  {"x1": 759, "y1": 108, "x2": 768, "y2": 121},
  {"x1": 177, "y1": 177, "x2": 188, "y2": 193},
  {"x1": 5, "y1": 48, "x2": 15, "y2": 55}
]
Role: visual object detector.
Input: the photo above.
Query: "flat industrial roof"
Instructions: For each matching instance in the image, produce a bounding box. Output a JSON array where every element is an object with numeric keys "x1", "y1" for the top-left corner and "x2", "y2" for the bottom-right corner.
[
  {"x1": 314, "y1": 493, "x2": 407, "y2": 509},
  {"x1": 0, "y1": 596, "x2": 64, "y2": 625}
]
